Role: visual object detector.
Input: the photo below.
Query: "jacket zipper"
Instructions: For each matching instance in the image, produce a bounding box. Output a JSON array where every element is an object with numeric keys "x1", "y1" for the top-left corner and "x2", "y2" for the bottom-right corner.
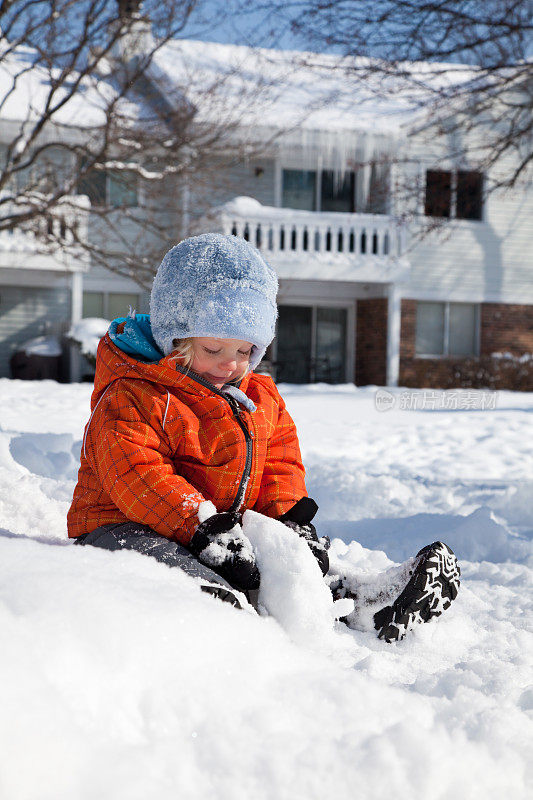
[
  {"x1": 176, "y1": 368, "x2": 254, "y2": 513},
  {"x1": 225, "y1": 396, "x2": 253, "y2": 513}
]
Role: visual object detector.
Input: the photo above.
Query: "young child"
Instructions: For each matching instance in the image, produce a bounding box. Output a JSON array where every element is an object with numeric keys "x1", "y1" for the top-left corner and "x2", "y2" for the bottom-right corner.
[{"x1": 68, "y1": 233, "x2": 460, "y2": 642}]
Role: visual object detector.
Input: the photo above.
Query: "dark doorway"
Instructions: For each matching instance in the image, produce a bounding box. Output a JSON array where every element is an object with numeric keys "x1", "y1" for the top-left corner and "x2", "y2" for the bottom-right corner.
[{"x1": 275, "y1": 305, "x2": 348, "y2": 383}]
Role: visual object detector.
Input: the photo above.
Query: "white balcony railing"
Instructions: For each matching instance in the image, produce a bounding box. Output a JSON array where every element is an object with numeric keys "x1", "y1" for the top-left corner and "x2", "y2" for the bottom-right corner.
[
  {"x1": 0, "y1": 194, "x2": 90, "y2": 271},
  {"x1": 211, "y1": 197, "x2": 409, "y2": 283}
]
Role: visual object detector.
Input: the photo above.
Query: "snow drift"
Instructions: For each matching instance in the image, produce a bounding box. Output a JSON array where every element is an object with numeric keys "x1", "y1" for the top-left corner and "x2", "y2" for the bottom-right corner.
[{"x1": 0, "y1": 379, "x2": 531, "y2": 799}]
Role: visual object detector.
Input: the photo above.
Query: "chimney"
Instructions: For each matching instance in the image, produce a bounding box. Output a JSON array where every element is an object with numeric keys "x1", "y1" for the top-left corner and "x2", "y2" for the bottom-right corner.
[
  {"x1": 118, "y1": 1, "x2": 142, "y2": 18},
  {"x1": 113, "y1": 0, "x2": 154, "y2": 63}
]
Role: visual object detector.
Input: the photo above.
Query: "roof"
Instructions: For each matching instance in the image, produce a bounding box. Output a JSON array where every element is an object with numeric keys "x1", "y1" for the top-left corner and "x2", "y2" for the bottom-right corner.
[
  {"x1": 151, "y1": 38, "x2": 480, "y2": 140},
  {"x1": 0, "y1": 44, "x2": 130, "y2": 130},
  {"x1": 0, "y1": 36, "x2": 482, "y2": 157}
]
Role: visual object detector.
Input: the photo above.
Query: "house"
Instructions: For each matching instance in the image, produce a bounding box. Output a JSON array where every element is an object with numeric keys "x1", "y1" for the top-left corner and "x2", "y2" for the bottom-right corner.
[
  {"x1": 144, "y1": 35, "x2": 533, "y2": 388},
  {"x1": 1, "y1": 9, "x2": 532, "y2": 388}
]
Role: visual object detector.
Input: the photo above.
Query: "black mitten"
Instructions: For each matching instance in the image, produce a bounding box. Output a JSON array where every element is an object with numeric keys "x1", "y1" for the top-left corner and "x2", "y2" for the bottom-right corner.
[
  {"x1": 189, "y1": 512, "x2": 260, "y2": 591},
  {"x1": 279, "y1": 498, "x2": 330, "y2": 576}
]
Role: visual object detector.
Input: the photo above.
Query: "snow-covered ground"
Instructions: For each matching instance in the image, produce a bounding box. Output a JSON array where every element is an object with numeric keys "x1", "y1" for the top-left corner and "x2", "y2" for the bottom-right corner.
[{"x1": 0, "y1": 379, "x2": 531, "y2": 800}]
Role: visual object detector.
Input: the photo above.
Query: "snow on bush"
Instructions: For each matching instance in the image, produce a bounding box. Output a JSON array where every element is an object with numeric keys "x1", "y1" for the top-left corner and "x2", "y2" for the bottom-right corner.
[
  {"x1": 69, "y1": 317, "x2": 110, "y2": 363},
  {"x1": 20, "y1": 335, "x2": 62, "y2": 357}
]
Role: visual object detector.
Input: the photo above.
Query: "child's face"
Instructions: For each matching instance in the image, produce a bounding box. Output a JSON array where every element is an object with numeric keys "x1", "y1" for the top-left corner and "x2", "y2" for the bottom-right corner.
[{"x1": 190, "y1": 337, "x2": 253, "y2": 388}]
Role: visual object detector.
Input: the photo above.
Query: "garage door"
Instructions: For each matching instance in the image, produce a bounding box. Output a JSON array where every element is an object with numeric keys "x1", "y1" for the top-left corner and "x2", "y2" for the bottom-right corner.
[{"x1": 0, "y1": 285, "x2": 70, "y2": 378}]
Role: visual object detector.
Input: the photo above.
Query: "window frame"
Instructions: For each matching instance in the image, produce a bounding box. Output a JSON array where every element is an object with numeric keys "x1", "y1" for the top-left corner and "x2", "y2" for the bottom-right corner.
[
  {"x1": 77, "y1": 163, "x2": 139, "y2": 208},
  {"x1": 280, "y1": 164, "x2": 389, "y2": 215},
  {"x1": 82, "y1": 290, "x2": 141, "y2": 320},
  {"x1": 423, "y1": 168, "x2": 484, "y2": 222},
  {"x1": 415, "y1": 301, "x2": 480, "y2": 358},
  {"x1": 270, "y1": 300, "x2": 355, "y2": 383}
]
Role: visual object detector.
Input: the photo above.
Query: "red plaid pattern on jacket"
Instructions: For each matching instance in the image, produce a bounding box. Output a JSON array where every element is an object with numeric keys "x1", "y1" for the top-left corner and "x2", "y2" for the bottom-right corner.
[{"x1": 67, "y1": 334, "x2": 308, "y2": 543}]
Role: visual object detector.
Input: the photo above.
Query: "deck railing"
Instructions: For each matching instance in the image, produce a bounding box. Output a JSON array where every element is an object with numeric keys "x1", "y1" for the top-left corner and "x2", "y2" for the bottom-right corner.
[
  {"x1": 0, "y1": 195, "x2": 90, "y2": 254},
  {"x1": 216, "y1": 200, "x2": 406, "y2": 261}
]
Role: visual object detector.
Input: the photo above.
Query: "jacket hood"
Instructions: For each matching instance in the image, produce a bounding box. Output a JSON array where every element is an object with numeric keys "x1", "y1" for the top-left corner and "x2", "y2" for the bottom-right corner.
[
  {"x1": 109, "y1": 312, "x2": 163, "y2": 362},
  {"x1": 93, "y1": 315, "x2": 252, "y2": 402}
]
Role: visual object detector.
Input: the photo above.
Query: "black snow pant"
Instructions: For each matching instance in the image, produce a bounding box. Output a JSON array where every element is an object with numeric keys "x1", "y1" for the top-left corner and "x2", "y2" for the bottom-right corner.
[{"x1": 74, "y1": 522, "x2": 244, "y2": 608}]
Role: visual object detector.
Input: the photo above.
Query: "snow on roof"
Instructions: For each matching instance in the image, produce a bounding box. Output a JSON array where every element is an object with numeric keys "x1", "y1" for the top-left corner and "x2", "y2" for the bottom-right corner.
[
  {"x1": 0, "y1": 36, "x2": 481, "y2": 164},
  {"x1": 0, "y1": 45, "x2": 122, "y2": 129},
  {"x1": 151, "y1": 38, "x2": 479, "y2": 140}
]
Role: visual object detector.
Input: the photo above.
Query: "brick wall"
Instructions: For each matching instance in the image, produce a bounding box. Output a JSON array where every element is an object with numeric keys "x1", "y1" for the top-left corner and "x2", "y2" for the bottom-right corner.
[
  {"x1": 355, "y1": 298, "x2": 388, "y2": 385},
  {"x1": 399, "y1": 300, "x2": 533, "y2": 390},
  {"x1": 480, "y1": 304, "x2": 533, "y2": 355}
]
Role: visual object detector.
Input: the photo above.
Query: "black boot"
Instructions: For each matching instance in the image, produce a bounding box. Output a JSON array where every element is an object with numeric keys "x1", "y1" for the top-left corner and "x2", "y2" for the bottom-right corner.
[
  {"x1": 373, "y1": 542, "x2": 460, "y2": 642},
  {"x1": 330, "y1": 542, "x2": 460, "y2": 642}
]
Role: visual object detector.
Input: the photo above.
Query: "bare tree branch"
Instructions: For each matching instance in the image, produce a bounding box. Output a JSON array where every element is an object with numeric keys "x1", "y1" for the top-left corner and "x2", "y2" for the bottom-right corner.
[
  {"x1": 237, "y1": 0, "x2": 532, "y2": 193},
  {"x1": 0, "y1": 0, "x2": 281, "y2": 289}
]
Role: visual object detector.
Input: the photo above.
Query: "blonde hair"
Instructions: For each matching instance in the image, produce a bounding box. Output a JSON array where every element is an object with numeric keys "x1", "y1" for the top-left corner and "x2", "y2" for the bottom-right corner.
[
  {"x1": 171, "y1": 337, "x2": 195, "y2": 369},
  {"x1": 170, "y1": 337, "x2": 250, "y2": 384}
]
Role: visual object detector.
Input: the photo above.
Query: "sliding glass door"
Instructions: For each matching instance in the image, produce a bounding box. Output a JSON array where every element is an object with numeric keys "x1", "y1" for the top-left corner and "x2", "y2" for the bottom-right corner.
[{"x1": 275, "y1": 305, "x2": 348, "y2": 383}]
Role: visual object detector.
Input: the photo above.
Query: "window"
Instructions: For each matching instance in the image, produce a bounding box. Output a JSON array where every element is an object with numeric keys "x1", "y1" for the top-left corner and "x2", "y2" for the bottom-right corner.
[
  {"x1": 424, "y1": 169, "x2": 483, "y2": 220},
  {"x1": 77, "y1": 170, "x2": 106, "y2": 206},
  {"x1": 82, "y1": 291, "x2": 140, "y2": 320},
  {"x1": 415, "y1": 302, "x2": 478, "y2": 357},
  {"x1": 282, "y1": 169, "x2": 316, "y2": 211},
  {"x1": 424, "y1": 171, "x2": 451, "y2": 218},
  {"x1": 77, "y1": 166, "x2": 139, "y2": 207},
  {"x1": 107, "y1": 292, "x2": 139, "y2": 319},
  {"x1": 82, "y1": 291, "x2": 105, "y2": 318},
  {"x1": 456, "y1": 171, "x2": 483, "y2": 221},
  {"x1": 282, "y1": 165, "x2": 389, "y2": 214},
  {"x1": 365, "y1": 163, "x2": 389, "y2": 214},
  {"x1": 108, "y1": 171, "x2": 139, "y2": 208},
  {"x1": 321, "y1": 170, "x2": 355, "y2": 213},
  {"x1": 416, "y1": 301, "x2": 445, "y2": 355}
]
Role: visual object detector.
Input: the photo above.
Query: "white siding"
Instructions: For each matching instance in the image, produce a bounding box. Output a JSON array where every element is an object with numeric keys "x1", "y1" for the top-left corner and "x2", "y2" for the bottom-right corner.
[
  {"x1": 402, "y1": 126, "x2": 533, "y2": 304},
  {"x1": 0, "y1": 284, "x2": 70, "y2": 377},
  {"x1": 188, "y1": 158, "x2": 277, "y2": 231}
]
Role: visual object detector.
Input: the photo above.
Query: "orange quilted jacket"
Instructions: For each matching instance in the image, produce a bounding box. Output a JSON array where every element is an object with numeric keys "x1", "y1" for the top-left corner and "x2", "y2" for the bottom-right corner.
[{"x1": 67, "y1": 334, "x2": 308, "y2": 543}]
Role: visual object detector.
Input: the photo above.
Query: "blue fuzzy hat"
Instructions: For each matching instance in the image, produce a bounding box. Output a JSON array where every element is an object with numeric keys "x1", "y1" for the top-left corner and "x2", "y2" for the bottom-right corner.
[{"x1": 150, "y1": 233, "x2": 278, "y2": 370}]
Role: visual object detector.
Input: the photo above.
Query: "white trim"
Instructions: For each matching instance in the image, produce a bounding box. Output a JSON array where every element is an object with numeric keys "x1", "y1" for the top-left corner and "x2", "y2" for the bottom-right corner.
[
  {"x1": 315, "y1": 156, "x2": 322, "y2": 211},
  {"x1": 180, "y1": 180, "x2": 190, "y2": 238},
  {"x1": 0, "y1": 269, "x2": 71, "y2": 288},
  {"x1": 401, "y1": 288, "x2": 533, "y2": 305},
  {"x1": 69, "y1": 271, "x2": 83, "y2": 382},
  {"x1": 274, "y1": 160, "x2": 282, "y2": 208},
  {"x1": 386, "y1": 283, "x2": 401, "y2": 386},
  {"x1": 443, "y1": 302, "x2": 450, "y2": 352},
  {"x1": 71, "y1": 272, "x2": 83, "y2": 325}
]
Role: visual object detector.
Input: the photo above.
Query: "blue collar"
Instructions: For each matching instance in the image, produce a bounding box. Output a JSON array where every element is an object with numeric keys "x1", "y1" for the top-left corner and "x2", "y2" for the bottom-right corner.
[{"x1": 109, "y1": 312, "x2": 163, "y2": 363}]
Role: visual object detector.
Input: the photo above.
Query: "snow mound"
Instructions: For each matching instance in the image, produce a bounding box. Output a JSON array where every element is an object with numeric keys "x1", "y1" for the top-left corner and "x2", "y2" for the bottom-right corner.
[
  {"x1": 0, "y1": 380, "x2": 532, "y2": 798},
  {"x1": 9, "y1": 432, "x2": 81, "y2": 480},
  {"x1": 243, "y1": 510, "x2": 336, "y2": 648}
]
